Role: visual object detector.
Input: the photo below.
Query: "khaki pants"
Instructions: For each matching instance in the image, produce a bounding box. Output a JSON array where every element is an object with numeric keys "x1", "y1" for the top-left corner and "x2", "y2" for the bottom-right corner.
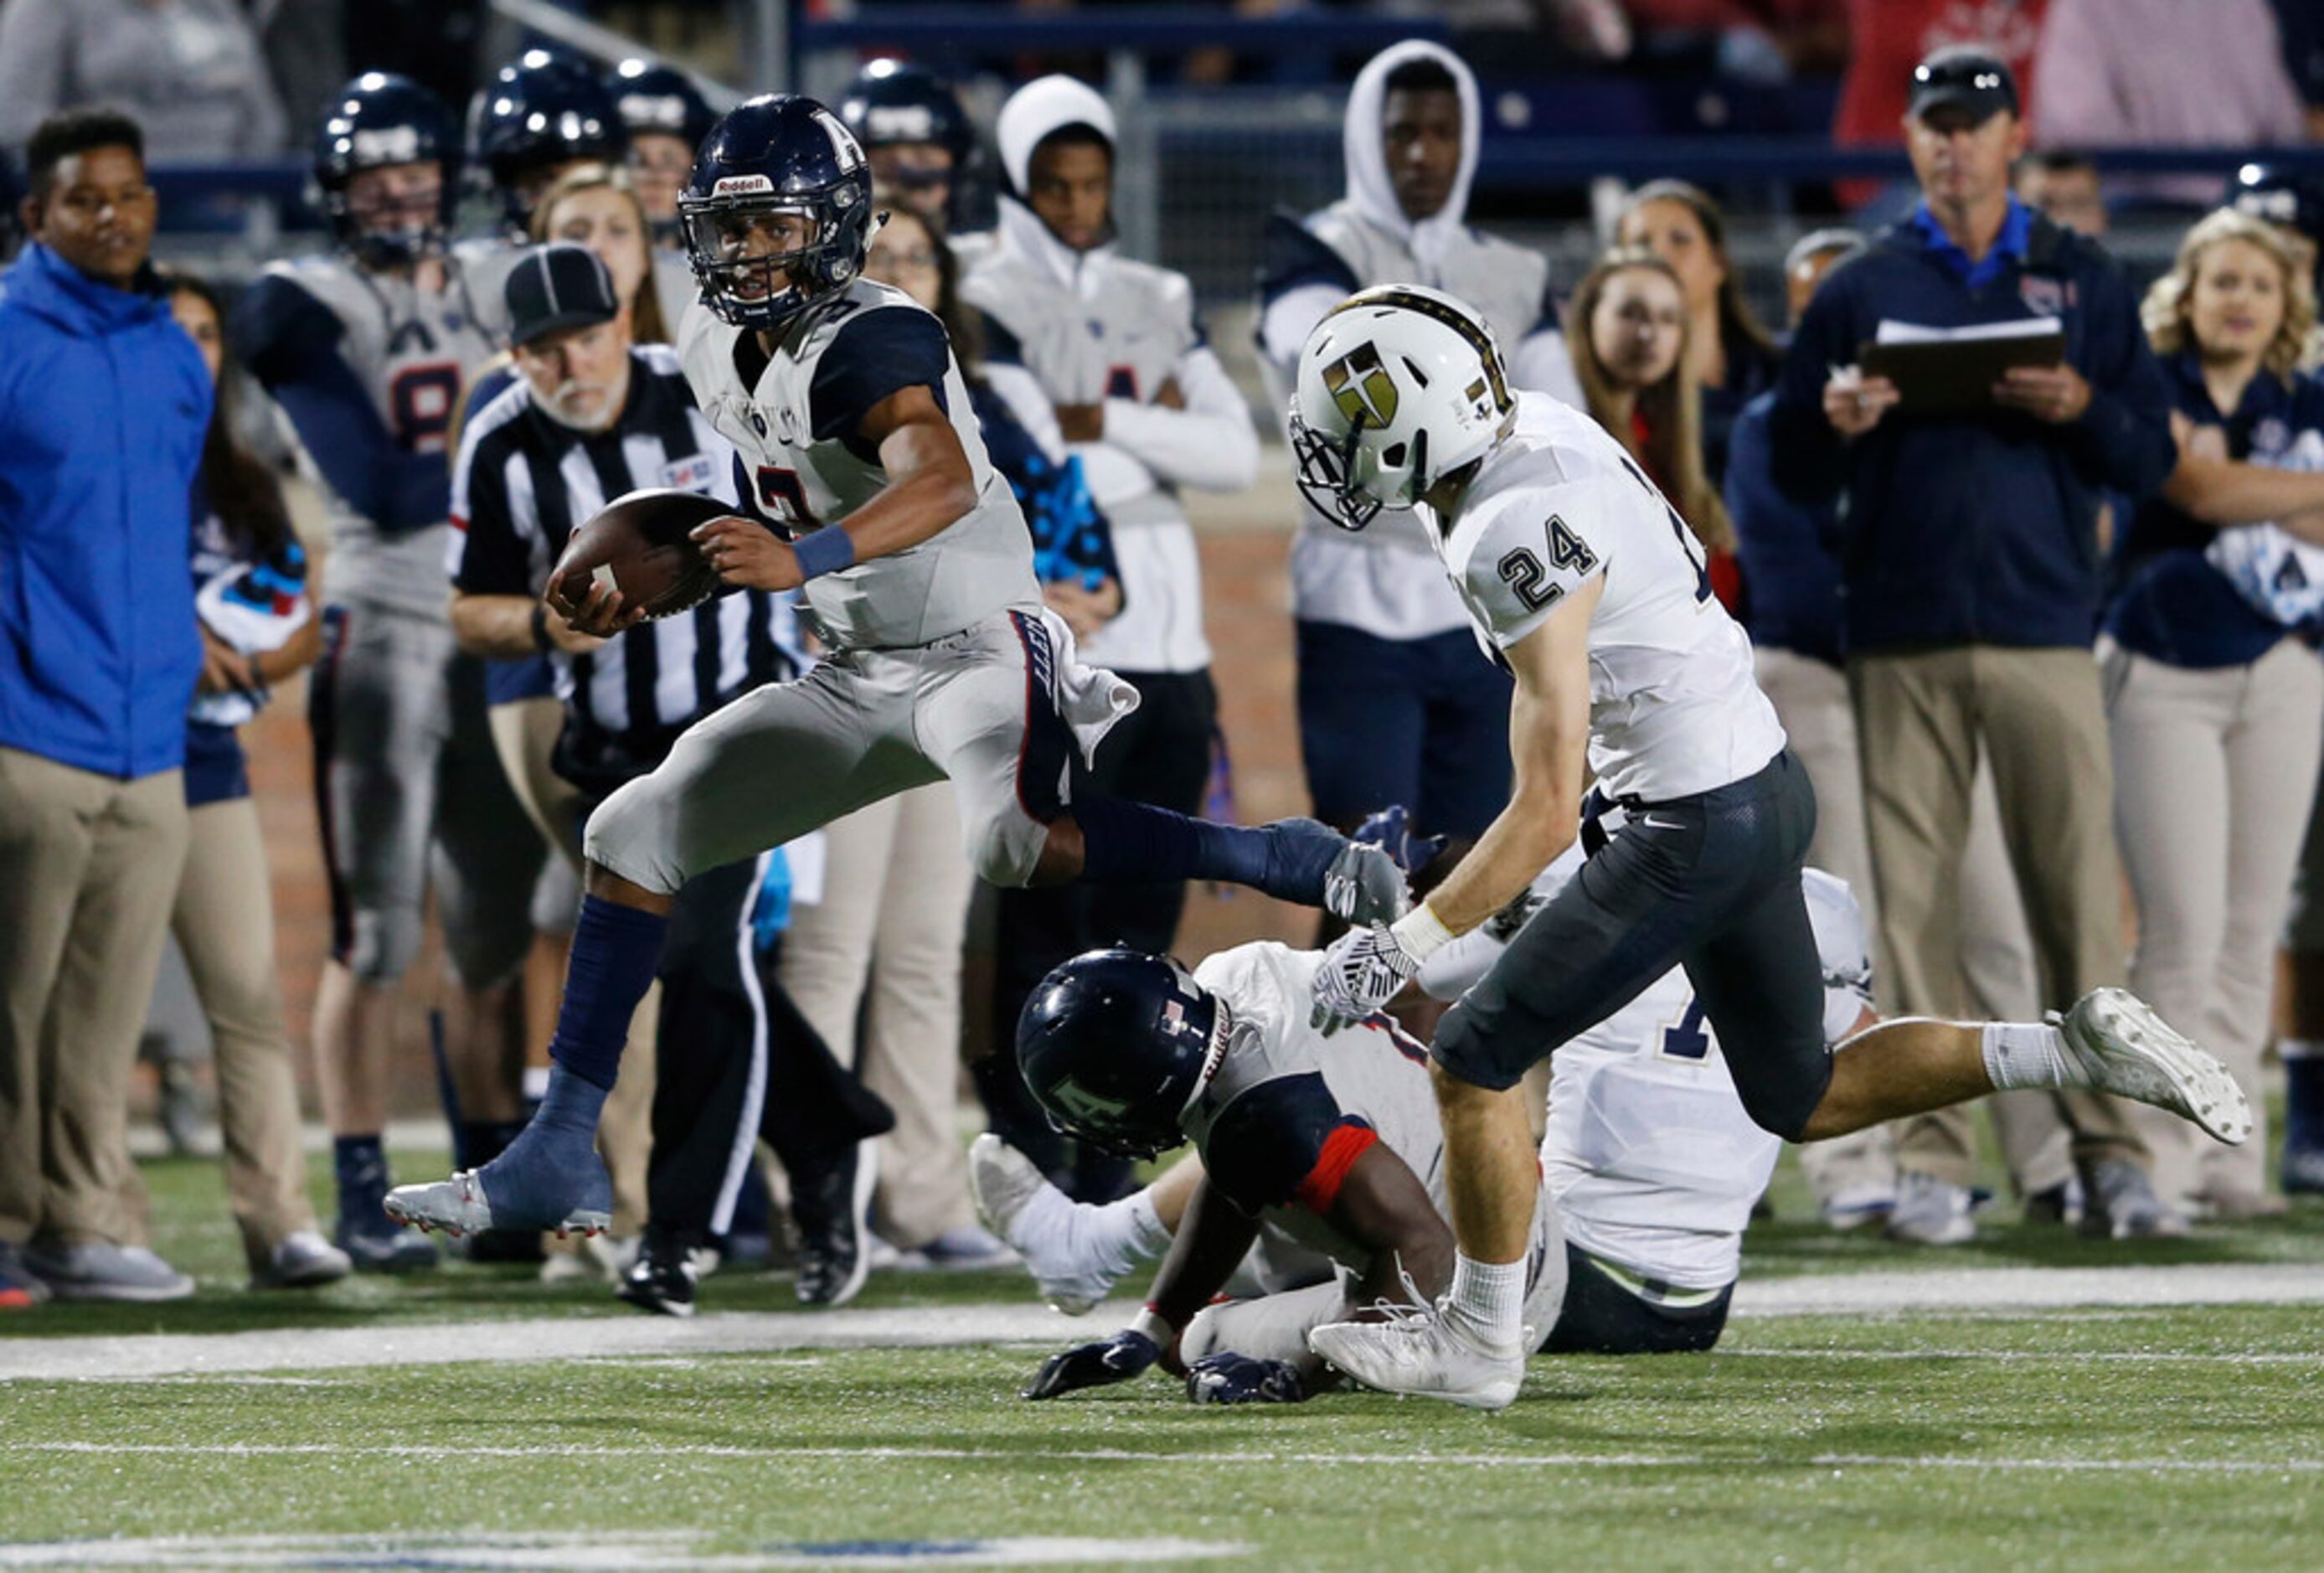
[
  {"x1": 173, "y1": 797, "x2": 321, "y2": 1262},
  {"x1": 1755, "y1": 646, "x2": 1894, "y2": 1204},
  {"x1": 778, "y1": 781, "x2": 976, "y2": 1247},
  {"x1": 2106, "y1": 638, "x2": 2324, "y2": 1207},
  {"x1": 0, "y1": 747, "x2": 190, "y2": 1247},
  {"x1": 1849, "y1": 647, "x2": 2146, "y2": 1187}
]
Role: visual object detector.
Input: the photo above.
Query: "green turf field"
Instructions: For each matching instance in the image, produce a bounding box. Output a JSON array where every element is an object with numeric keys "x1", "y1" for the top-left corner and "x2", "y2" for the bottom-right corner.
[{"x1": 3, "y1": 1145, "x2": 2321, "y2": 1569}]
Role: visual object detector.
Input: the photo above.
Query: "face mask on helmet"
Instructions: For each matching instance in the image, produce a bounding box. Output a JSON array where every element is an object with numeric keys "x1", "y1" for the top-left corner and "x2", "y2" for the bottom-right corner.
[
  {"x1": 333, "y1": 164, "x2": 447, "y2": 268},
  {"x1": 682, "y1": 188, "x2": 869, "y2": 331},
  {"x1": 1292, "y1": 287, "x2": 1513, "y2": 533}
]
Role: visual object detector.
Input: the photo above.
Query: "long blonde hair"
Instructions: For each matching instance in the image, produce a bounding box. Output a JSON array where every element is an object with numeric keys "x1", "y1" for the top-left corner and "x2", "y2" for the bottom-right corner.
[
  {"x1": 531, "y1": 162, "x2": 672, "y2": 347},
  {"x1": 1567, "y1": 246, "x2": 1733, "y2": 552},
  {"x1": 2141, "y1": 208, "x2": 2317, "y2": 384}
]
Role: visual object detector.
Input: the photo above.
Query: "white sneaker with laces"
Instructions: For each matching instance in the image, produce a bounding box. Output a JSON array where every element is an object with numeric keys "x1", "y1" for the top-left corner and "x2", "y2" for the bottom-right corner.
[
  {"x1": 967, "y1": 1133, "x2": 1120, "y2": 1315},
  {"x1": 1306, "y1": 1299, "x2": 1525, "y2": 1411},
  {"x1": 2058, "y1": 988, "x2": 2252, "y2": 1146}
]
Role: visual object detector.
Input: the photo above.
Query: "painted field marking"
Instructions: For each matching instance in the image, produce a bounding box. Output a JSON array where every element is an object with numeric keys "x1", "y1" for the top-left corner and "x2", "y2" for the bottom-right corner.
[
  {"x1": 3, "y1": 1261, "x2": 2321, "y2": 1385},
  {"x1": 5, "y1": 1441, "x2": 2319, "y2": 1476},
  {"x1": 0, "y1": 1531, "x2": 1250, "y2": 1569}
]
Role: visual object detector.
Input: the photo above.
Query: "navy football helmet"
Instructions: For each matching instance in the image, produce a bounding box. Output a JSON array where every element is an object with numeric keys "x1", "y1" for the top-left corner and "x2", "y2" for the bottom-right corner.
[
  {"x1": 468, "y1": 50, "x2": 626, "y2": 233},
  {"x1": 1017, "y1": 948, "x2": 1224, "y2": 1161},
  {"x1": 837, "y1": 59, "x2": 975, "y2": 161},
  {"x1": 678, "y1": 95, "x2": 875, "y2": 333},
  {"x1": 607, "y1": 59, "x2": 717, "y2": 154},
  {"x1": 312, "y1": 72, "x2": 456, "y2": 267},
  {"x1": 2233, "y1": 162, "x2": 2324, "y2": 248}
]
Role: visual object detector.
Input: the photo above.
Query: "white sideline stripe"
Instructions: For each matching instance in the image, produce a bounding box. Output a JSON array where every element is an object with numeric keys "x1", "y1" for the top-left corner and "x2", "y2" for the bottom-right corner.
[
  {"x1": 5, "y1": 1441, "x2": 2319, "y2": 1476},
  {"x1": 4, "y1": 1261, "x2": 2321, "y2": 1384},
  {"x1": 1722, "y1": 1349, "x2": 2324, "y2": 1364}
]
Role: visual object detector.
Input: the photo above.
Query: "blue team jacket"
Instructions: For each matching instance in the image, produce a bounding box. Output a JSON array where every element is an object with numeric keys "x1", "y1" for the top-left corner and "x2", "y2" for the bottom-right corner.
[
  {"x1": 1770, "y1": 204, "x2": 2177, "y2": 655},
  {"x1": 2107, "y1": 353, "x2": 2324, "y2": 668},
  {"x1": 0, "y1": 243, "x2": 211, "y2": 777}
]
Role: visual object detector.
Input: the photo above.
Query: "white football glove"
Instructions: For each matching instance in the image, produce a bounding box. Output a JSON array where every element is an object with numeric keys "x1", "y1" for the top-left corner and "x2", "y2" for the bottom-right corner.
[{"x1": 1310, "y1": 923, "x2": 1423, "y2": 1034}]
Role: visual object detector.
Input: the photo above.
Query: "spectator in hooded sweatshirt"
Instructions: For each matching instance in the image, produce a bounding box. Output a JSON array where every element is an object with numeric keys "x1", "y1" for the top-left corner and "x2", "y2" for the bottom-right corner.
[
  {"x1": 965, "y1": 73, "x2": 1257, "y2": 1205},
  {"x1": 0, "y1": 108, "x2": 213, "y2": 1307},
  {"x1": 1255, "y1": 39, "x2": 1579, "y2": 864}
]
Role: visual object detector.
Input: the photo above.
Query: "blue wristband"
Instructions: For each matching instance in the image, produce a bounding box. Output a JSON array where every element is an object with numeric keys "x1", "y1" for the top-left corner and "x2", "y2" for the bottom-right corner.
[{"x1": 792, "y1": 526, "x2": 857, "y2": 580}]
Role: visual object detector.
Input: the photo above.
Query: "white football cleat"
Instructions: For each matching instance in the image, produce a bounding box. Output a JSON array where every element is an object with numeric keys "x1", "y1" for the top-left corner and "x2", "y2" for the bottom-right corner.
[
  {"x1": 1307, "y1": 1301, "x2": 1525, "y2": 1412},
  {"x1": 383, "y1": 1170, "x2": 611, "y2": 1240},
  {"x1": 967, "y1": 1133, "x2": 1118, "y2": 1315},
  {"x1": 2057, "y1": 988, "x2": 2252, "y2": 1147}
]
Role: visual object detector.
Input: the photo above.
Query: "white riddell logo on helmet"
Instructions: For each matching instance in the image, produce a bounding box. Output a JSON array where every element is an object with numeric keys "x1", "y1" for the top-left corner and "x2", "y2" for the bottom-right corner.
[{"x1": 714, "y1": 174, "x2": 775, "y2": 196}]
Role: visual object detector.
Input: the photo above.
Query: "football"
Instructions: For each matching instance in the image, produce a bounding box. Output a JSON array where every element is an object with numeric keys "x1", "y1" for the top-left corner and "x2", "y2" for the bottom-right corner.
[{"x1": 549, "y1": 487, "x2": 732, "y2": 621}]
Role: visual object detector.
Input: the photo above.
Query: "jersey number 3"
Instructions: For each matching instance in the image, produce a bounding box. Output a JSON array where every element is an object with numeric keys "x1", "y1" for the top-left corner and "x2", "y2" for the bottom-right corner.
[{"x1": 755, "y1": 466, "x2": 823, "y2": 535}]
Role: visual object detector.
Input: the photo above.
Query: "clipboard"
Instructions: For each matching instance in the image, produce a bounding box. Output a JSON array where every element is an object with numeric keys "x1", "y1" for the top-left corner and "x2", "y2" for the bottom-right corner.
[{"x1": 1858, "y1": 319, "x2": 2066, "y2": 415}]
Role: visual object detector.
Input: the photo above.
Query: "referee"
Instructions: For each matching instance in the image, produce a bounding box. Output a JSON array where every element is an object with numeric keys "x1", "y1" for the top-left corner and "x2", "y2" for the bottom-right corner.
[{"x1": 447, "y1": 243, "x2": 892, "y2": 1313}]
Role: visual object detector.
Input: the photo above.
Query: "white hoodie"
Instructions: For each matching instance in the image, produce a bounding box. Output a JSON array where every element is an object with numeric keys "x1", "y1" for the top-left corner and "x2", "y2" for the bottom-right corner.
[
  {"x1": 966, "y1": 75, "x2": 1259, "y2": 675},
  {"x1": 1257, "y1": 39, "x2": 1578, "y2": 640}
]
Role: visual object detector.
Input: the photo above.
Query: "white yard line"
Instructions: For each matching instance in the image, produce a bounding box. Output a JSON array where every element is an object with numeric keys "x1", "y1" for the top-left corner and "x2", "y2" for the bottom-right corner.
[
  {"x1": 3, "y1": 1440, "x2": 2318, "y2": 1477},
  {"x1": 3, "y1": 1261, "x2": 2321, "y2": 1385}
]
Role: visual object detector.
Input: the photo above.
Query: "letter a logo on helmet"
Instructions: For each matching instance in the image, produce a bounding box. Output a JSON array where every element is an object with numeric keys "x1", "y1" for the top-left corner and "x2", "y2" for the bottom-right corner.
[{"x1": 1322, "y1": 342, "x2": 1399, "y2": 430}]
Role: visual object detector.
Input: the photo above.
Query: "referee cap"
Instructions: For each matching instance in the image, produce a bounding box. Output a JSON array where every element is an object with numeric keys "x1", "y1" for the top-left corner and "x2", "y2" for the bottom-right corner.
[{"x1": 506, "y1": 241, "x2": 620, "y2": 348}]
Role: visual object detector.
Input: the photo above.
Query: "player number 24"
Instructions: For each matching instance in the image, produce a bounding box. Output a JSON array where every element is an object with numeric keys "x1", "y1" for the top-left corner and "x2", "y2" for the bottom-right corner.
[{"x1": 1497, "y1": 515, "x2": 1597, "y2": 612}]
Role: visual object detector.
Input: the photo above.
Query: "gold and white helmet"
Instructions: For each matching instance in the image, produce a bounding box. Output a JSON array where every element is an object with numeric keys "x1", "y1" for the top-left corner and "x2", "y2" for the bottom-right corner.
[{"x1": 1291, "y1": 283, "x2": 1515, "y2": 531}]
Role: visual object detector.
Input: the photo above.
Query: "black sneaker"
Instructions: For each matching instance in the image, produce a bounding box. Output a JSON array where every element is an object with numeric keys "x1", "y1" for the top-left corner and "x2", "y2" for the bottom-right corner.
[
  {"x1": 459, "y1": 1229, "x2": 547, "y2": 1265},
  {"x1": 791, "y1": 1141, "x2": 873, "y2": 1307},
  {"x1": 616, "y1": 1228, "x2": 700, "y2": 1318}
]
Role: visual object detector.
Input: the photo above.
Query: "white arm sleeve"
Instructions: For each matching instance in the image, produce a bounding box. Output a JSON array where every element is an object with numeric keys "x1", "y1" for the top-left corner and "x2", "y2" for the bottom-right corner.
[
  {"x1": 979, "y1": 361, "x2": 1069, "y2": 463},
  {"x1": 1101, "y1": 344, "x2": 1260, "y2": 492}
]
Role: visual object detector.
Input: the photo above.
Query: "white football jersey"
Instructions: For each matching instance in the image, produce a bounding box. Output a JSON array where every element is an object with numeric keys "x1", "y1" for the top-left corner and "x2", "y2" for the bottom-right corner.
[
  {"x1": 1181, "y1": 942, "x2": 1447, "y2": 1285},
  {"x1": 242, "y1": 252, "x2": 508, "y2": 617},
  {"x1": 678, "y1": 279, "x2": 1039, "y2": 648},
  {"x1": 1432, "y1": 391, "x2": 1787, "y2": 802},
  {"x1": 1420, "y1": 846, "x2": 1874, "y2": 1290}
]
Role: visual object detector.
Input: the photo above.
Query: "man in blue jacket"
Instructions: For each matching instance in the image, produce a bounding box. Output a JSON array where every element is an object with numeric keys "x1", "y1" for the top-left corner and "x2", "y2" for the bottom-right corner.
[
  {"x1": 0, "y1": 109, "x2": 212, "y2": 1305},
  {"x1": 1770, "y1": 48, "x2": 2181, "y2": 1240}
]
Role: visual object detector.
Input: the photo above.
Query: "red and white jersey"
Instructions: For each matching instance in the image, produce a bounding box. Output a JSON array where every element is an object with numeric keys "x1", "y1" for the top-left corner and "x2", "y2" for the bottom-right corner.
[{"x1": 1178, "y1": 942, "x2": 1445, "y2": 1284}]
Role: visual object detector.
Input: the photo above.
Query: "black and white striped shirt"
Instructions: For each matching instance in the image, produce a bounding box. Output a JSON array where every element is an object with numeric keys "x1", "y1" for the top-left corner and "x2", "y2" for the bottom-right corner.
[{"x1": 449, "y1": 343, "x2": 807, "y2": 797}]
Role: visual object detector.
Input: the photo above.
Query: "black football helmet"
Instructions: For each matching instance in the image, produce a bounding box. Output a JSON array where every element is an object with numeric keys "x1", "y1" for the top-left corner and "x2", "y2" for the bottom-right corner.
[
  {"x1": 312, "y1": 72, "x2": 456, "y2": 267},
  {"x1": 678, "y1": 95, "x2": 875, "y2": 333},
  {"x1": 1017, "y1": 948, "x2": 1224, "y2": 1161},
  {"x1": 467, "y1": 49, "x2": 626, "y2": 235},
  {"x1": 607, "y1": 59, "x2": 718, "y2": 154}
]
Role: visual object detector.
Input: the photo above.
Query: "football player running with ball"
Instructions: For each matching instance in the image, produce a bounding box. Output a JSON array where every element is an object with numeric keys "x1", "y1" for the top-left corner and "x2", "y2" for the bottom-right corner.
[
  {"x1": 386, "y1": 97, "x2": 1405, "y2": 1240},
  {"x1": 1289, "y1": 286, "x2": 2255, "y2": 1411}
]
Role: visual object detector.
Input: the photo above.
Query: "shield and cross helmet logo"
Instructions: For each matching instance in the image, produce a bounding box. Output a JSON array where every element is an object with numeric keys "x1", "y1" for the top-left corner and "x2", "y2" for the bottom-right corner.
[{"x1": 1322, "y1": 341, "x2": 1399, "y2": 431}]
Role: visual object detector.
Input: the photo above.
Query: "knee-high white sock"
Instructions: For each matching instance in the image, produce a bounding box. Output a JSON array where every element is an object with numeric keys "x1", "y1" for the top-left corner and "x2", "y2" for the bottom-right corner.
[
  {"x1": 1981, "y1": 1021, "x2": 2076, "y2": 1091},
  {"x1": 1445, "y1": 1251, "x2": 1527, "y2": 1351},
  {"x1": 1018, "y1": 1184, "x2": 1171, "y2": 1279},
  {"x1": 1090, "y1": 1189, "x2": 1172, "y2": 1276}
]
